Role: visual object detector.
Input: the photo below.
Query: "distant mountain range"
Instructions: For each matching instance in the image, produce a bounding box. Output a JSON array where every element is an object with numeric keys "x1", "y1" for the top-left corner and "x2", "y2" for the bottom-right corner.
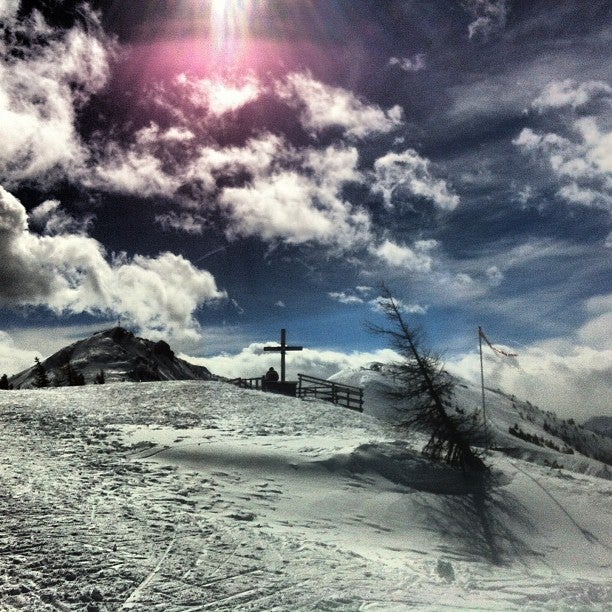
[
  {"x1": 9, "y1": 327, "x2": 213, "y2": 388},
  {"x1": 583, "y1": 416, "x2": 612, "y2": 438},
  {"x1": 331, "y1": 362, "x2": 612, "y2": 479}
]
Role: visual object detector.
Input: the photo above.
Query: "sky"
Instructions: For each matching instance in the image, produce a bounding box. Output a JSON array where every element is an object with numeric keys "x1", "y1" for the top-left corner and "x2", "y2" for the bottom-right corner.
[{"x1": 0, "y1": 0, "x2": 610, "y2": 419}]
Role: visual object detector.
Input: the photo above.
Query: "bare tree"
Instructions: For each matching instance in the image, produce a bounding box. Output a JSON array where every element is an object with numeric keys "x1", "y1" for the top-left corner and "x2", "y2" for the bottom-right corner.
[{"x1": 368, "y1": 285, "x2": 485, "y2": 471}]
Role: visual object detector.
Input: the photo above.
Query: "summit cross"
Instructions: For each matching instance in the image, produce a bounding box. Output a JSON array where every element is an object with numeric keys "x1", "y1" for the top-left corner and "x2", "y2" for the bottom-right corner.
[{"x1": 263, "y1": 328, "x2": 303, "y2": 382}]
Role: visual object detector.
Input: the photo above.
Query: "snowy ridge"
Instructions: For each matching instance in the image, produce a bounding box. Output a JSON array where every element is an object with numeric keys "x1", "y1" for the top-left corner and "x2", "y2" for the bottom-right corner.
[
  {"x1": 330, "y1": 363, "x2": 612, "y2": 480},
  {"x1": 9, "y1": 327, "x2": 213, "y2": 388}
]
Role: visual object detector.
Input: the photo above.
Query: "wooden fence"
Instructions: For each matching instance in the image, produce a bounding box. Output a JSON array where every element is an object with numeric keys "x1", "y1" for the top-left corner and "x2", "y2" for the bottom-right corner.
[
  {"x1": 297, "y1": 374, "x2": 363, "y2": 412},
  {"x1": 228, "y1": 374, "x2": 364, "y2": 412},
  {"x1": 229, "y1": 377, "x2": 263, "y2": 390}
]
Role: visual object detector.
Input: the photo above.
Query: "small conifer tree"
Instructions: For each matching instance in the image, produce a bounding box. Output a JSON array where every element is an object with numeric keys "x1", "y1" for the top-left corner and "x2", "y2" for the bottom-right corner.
[
  {"x1": 32, "y1": 357, "x2": 50, "y2": 388},
  {"x1": 72, "y1": 369, "x2": 85, "y2": 386},
  {"x1": 54, "y1": 363, "x2": 86, "y2": 386},
  {"x1": 368, "y1": 285, "x2": 485, "y2": 471},
  {"x1": 0, "y1": 374, "x2": 10, "y2": 390}
]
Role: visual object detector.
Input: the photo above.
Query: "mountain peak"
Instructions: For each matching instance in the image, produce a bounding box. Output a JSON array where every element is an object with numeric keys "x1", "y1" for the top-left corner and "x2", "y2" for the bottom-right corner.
[{"x1": 10, "y1": 327, "x2": 211, "y2": 388}]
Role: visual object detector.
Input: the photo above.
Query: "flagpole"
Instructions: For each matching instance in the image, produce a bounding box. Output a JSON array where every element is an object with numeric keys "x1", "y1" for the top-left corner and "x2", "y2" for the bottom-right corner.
[{"x1": 478, "y1": 326, "x2": 488, "y2": 450}]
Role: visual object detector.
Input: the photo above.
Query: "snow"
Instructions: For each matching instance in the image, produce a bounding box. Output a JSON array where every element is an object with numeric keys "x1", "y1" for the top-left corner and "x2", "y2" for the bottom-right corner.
[
  {"x1": 0, "y1": 379, "x2": 611, "y2": 611},
  {"x1": 332, "y1": 364, "x2": 612, "y2": 479}
]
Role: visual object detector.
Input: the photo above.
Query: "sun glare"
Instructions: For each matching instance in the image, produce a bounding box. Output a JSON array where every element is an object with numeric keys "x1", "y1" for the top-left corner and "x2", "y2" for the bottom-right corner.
[{"x1": 210, "y1": 0, "x2": 253, "y2": 51}]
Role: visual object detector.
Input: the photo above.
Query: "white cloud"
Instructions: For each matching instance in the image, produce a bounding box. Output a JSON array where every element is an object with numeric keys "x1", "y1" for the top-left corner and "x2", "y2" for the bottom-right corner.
[
  {"x1": 575, "y1": 117, "x2": 612, "y2": 174},
  {"x1": 370, "y1": 239, "x2": 436, "y2": 272},
  {"x1": 277, "y1": 72, "x2": 404, "y2": 139},
  {"x1": 328, "y1": 286, "x2": 380, "y2": 305},
  {"x1": 109, "y1": 252, "x2": 225, "y2": 339},
  {"x1": 369, "y1": 296, "x2": 427, "y2": 315},
  {"x1": 0, "y1": 0, "x2": 19, "y2": 21},
  {"x1": 513, "y1": 117, "x2": 612, "y2": 211},
  {"x1": 0, "y1": 330, "x2": 39, "y2": 377},
  {"x1": 84, "y1": 128, "x2": 375, "y2": 254},
  {"x1": 0, "y1": 186, "x2": 225, "y2": 341},
  {"x1": 217, "y1": 143, "x2": 371, "y2": 250},
  {"x1": 461, "y1": 0, "x2": 508, "y2": 41},
  {"x1": 175, "y1": 73, "x2": 262, "y2": 116},
  {"x1": 29, "y1": 199, "x2": 94, "y2": 235},
  {"x1": 190, "y1": 342, "x2": 401, "y2": 381},
  {"x1": 86, "y1": 132, "x2": 182, "y2": 197},
  {"x1": 137, "y1": 123, "x2": 195, "y2": 145},
  {"x1": 486, "y1": 265, "x2": 504, "y2": 286},
  {"x1": 533, "y1": 79, "x2": 612, "y2": 111},
  {"x1": 433, "y1": 271, "x2": 484, "y2": 301},
  {"x1": 185, "y1": 132, "x2": 289, "y2": 193},
  {"x1": 557, "y1": 183, "x2": 605, "y2": 207},
  {"x1": 516, "y1": 83, "x2": 611, "y2": 211},
  {"x1": 512, "y1": 128, "x2": 562, "y2": 151},
  {"x1": 219, "y1": 171, "x2": 337, "y2": 243},
  {"x1": 579, "y1": 294, "x2": 612, "y2": 350},
  {"x1": 372, "y1": 149, "x2": 459, "y2": 210},
  {"x1": 447, "y1": 296, "x2": 612, "y2": 420},
  {"x1": 0, "y1": 11, "x2": 111, "y2": 185},
  {"x1": 155, "y1": 211, "x2": 206, "y2": 235},
  {"x1": 389, "y1": 54, "x2": 426, "y2": 73},
  {"x1": 356, "y1": 286, "x2": 374, "y2": 296},
  {"x1": 448, "y1": 343, "x2": 612, "y2": 421},
  {"x1": 328, "y1": 292, "x2": 364, "y2": 305}
]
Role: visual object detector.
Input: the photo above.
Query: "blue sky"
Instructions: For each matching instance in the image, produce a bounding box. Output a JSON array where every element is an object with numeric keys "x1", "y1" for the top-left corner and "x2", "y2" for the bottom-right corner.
[{"x1": 0, "y1": 1, "x2": 610, "y2": 418}]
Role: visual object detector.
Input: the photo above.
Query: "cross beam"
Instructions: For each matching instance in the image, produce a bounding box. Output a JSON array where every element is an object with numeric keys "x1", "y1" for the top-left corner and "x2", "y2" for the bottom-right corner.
[{"x1": 263, "y1": 328, "x2": 303, "y2": 382}]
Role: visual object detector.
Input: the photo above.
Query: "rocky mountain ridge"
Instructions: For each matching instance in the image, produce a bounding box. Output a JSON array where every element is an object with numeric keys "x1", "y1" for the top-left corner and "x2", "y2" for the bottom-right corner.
[{"x1": 9, "y1": 327, "x2": 213, "y2": 388}]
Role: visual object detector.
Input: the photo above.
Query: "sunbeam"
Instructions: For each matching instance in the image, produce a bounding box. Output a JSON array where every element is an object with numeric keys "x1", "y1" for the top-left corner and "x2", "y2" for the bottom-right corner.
[{"x1": 210, "y1": 0, "x2": 253, "y2": 51}]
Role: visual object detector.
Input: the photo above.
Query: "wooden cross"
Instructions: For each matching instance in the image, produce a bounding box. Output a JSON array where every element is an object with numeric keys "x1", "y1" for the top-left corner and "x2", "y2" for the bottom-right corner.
[{"x1": 263, "y1": 328, "x2": 303, "y2": 382}]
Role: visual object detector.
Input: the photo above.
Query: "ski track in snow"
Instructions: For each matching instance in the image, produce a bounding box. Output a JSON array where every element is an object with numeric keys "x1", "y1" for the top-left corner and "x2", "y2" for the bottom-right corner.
[{"x1": 0, "y1": 381, "x2": 610, "y2": 611}]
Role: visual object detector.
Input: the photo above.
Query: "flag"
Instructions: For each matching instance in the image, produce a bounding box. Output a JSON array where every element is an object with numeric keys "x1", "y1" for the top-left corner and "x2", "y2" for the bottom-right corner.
[{"x1": 479, "y1": 327, "x2": 518, "y2": 358}]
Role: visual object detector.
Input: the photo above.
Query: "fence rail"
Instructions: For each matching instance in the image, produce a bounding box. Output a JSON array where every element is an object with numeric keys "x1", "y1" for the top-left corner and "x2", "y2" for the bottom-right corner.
[
  {"x1": 228, "y1": 374, "x2": 364, "y2": 412},
  {"x1": 297, "y1": 374, "x2": 364, "y2": 412},
  {"x1": 227, "y1": 377, "x2": 263, "y2": 390}
]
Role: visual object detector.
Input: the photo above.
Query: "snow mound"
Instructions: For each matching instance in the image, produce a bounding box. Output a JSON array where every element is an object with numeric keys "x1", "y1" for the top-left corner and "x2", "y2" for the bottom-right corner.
[{"x1": 319, "y1": 440, "x2": 512, "y2": 494}]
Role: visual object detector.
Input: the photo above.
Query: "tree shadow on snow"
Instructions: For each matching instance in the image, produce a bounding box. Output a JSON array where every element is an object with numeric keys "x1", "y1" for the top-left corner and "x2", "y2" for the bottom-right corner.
[
  {"x1": 410, "y1": 469, "x2": 542, "y2": 567},
  {"x1": 338, "y1": 442, "x2": 544, "y2": 567}
]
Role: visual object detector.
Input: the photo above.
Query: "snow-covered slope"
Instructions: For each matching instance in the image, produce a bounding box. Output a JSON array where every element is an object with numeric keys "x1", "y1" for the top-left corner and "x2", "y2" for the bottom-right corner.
[
  {"x1": 330, "y1": 363, "x2": 612, "y2": 480},
  {"x1": 0, "y1": 381, "x2": 610, "y2": 610},
  {"x1": 9, "y1": 327, "x2": 213, "y2": 388}
]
